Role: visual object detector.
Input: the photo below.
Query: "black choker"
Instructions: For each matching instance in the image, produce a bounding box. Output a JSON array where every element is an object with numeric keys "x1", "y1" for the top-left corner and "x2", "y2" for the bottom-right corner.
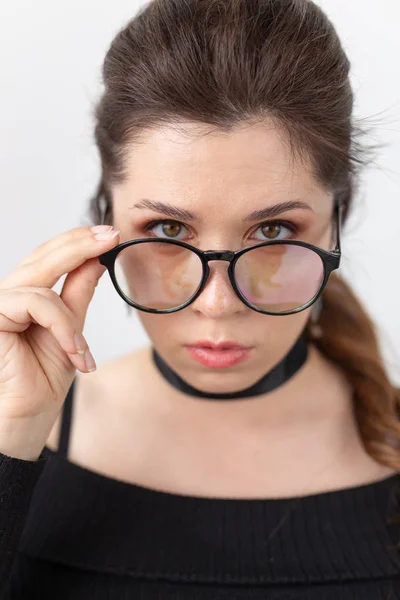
[{"x1": 152, "y1": 329, "x2": 309, "y2": 400}]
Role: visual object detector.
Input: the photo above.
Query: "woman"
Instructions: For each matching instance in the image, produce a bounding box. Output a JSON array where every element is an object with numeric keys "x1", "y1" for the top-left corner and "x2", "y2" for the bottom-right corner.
[{"x1": 0, "y1": 0, "x2": 399, "y2": 597}]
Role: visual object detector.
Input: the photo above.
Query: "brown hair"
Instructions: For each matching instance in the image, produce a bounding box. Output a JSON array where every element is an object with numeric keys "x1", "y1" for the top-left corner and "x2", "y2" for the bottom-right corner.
[{"x1": 87, "y1": 0, "x2": 400, "y2": 476}]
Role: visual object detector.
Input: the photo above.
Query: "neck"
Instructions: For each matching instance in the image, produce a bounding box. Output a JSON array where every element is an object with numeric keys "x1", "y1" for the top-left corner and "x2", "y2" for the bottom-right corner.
[{"x1": 144, "y1": 341, "x2": 350, "y2": 431}]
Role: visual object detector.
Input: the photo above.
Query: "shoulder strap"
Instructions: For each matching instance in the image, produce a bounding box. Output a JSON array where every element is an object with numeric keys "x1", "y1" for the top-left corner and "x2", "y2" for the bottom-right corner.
[{"x1": 57, "y1": 378, "x2": 75, "y2": 459}]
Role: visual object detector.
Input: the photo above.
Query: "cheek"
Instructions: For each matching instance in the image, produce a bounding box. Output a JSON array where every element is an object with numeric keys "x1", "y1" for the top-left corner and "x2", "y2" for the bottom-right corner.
[
  {"x1": 253, "y1": 309, "x2": 311, "y2": 347},
  {"x1": 137, "y1": 312, "x2": 184, "y2": 342},
  {"x1": 138, "y1": 307, "x2": 311, "y2": 350}
]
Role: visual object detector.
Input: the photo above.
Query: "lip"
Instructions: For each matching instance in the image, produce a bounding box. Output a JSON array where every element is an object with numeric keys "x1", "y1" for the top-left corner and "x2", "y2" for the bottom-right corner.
[
  {"x1": 187, "y1": 340, "x2": 251, "y2": 350},
  {"x1": 185, "y1": 345, "x2": 252, "y2": 369},
  {"x1": 184, "y1": 341, "x2": 253, "y2": 369}
]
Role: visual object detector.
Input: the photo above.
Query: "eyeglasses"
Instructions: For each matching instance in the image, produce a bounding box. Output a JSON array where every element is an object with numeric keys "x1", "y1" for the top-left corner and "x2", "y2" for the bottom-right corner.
[{"x1": 98, "y1": 201, "x2": 341, "y2": 316}]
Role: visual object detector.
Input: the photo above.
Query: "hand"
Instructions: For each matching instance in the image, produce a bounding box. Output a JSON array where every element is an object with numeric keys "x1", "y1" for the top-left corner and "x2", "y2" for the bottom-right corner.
[{"x1": 0, "y1": 225, "x2": 120, "y2": 459}]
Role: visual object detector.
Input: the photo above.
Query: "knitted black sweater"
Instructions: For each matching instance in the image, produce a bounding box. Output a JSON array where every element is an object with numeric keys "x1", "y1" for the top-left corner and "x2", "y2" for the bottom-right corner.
[{"x1": 1, "y1": 379, "x2": 400, "y2": 599}]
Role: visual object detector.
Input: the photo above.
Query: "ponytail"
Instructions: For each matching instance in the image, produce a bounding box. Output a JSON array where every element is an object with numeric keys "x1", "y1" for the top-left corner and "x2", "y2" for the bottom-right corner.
[{"x1": 306, "y1": 272, "x2": 400, "y2": 472}]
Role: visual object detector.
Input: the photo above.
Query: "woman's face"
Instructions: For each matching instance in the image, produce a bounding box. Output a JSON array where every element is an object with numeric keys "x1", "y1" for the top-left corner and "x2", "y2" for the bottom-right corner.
[{"x1": 111, "y1": 121, "x2": 334, "y2": 394}]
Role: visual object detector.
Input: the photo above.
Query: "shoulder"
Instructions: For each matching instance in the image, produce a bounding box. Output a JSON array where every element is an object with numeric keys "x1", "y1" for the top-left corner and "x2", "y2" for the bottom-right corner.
[{"x1": 45, "y1": 345, "x2": 152, "y2": 453}]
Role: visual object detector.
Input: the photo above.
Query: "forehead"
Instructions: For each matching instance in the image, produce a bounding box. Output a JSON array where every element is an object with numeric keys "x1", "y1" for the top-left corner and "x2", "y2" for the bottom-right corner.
[{"x1": 116, "y1": 121, "x2": 324, "y2": 210}]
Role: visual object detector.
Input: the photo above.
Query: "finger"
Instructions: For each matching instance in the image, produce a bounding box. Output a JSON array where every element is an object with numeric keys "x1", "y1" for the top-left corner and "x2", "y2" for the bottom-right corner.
[
  {"x1": 0, "y1": 289, "x2": 92, "y2": 373},
  {"x1": 59, "y1": 256, "x2": 108, "y2": 332},
  {"x1": 0, "y1": 226, "x2": 120, "y2": 291},
  {"x1": 14, "y1": 226, "x2": 93, "y2": 268}
]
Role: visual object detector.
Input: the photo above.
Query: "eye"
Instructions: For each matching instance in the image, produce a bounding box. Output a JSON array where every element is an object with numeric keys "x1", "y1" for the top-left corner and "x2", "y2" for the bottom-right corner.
[
  {"x1": 142, "y1": 218, "x2": 298, "y2": 242},
  {"x1": 253, "y1": 220, "x2": 297, "y2": 241},
  {"x1": 143, "y1": 219, "x2": 189, "y2": 240}
]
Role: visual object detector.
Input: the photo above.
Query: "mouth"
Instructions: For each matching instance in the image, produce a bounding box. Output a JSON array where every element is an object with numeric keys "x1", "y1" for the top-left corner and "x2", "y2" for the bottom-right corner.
[
  {"x1": 184, "y1": 341, "x2": 253, "y2": 369},
  {"x1": 186, "y1": 340, "x2": 251, "y2": 351}
]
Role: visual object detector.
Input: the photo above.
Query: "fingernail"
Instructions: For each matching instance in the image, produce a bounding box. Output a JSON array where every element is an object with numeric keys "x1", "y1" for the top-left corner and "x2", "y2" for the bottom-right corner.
[
  {"x1": 74, "y1": 333, "x2": 86, "y2": 355},
  {"x1": 93, "y1": 230, "x2": 120, "y2": 241},
  {"x1": 84, "y1": 348, "x2": 97, "y2": 372}
]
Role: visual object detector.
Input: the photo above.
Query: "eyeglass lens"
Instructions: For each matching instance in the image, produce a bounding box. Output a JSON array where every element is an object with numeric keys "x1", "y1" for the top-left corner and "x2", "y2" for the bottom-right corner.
[{"x1": 114, "y1": 241, "x2": 325, "y2": 314}]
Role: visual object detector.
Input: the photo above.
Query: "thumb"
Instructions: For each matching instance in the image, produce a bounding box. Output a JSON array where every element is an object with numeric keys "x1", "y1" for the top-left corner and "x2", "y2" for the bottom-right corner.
[{"x1": 59, "y1": 257, "x2": 108, "y2": 332}]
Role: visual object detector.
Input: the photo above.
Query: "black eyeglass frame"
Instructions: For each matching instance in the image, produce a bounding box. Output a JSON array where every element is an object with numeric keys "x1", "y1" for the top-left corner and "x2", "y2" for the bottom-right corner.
[{"x1": 98, "y1": 200, "x2": 342, "y2": 316}]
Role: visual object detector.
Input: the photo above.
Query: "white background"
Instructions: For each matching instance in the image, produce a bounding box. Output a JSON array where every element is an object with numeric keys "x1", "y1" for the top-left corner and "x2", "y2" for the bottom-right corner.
[{"x1": 1, "y1": 1, "x2": 399, "y2": 383}]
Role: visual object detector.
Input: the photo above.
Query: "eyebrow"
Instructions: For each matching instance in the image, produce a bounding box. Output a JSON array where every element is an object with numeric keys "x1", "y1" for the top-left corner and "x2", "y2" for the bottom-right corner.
[{"x1": 130, "y1": 199, "x2": 313, "y2": 222}]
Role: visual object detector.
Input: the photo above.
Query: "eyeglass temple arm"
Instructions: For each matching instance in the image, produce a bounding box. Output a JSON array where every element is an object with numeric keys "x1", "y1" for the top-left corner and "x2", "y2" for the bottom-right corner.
[{"x1": 334, "y1": 199, "x2": 342, "y2": 254}]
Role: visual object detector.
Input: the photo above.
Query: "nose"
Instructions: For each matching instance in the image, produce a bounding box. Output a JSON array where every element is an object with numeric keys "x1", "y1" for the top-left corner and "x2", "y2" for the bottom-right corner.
[{"x1": 189, "y1": 260, "x2": 247, "y2": 318}]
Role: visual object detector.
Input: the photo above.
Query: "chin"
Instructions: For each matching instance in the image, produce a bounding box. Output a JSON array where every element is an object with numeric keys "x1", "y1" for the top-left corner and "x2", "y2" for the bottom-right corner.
[
  {"x1": 186, "y1": 370, "x2": 261, "y2": 396},
  {"x1": 180, "y1": 348, "x2": 261, "y2": 386}
]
